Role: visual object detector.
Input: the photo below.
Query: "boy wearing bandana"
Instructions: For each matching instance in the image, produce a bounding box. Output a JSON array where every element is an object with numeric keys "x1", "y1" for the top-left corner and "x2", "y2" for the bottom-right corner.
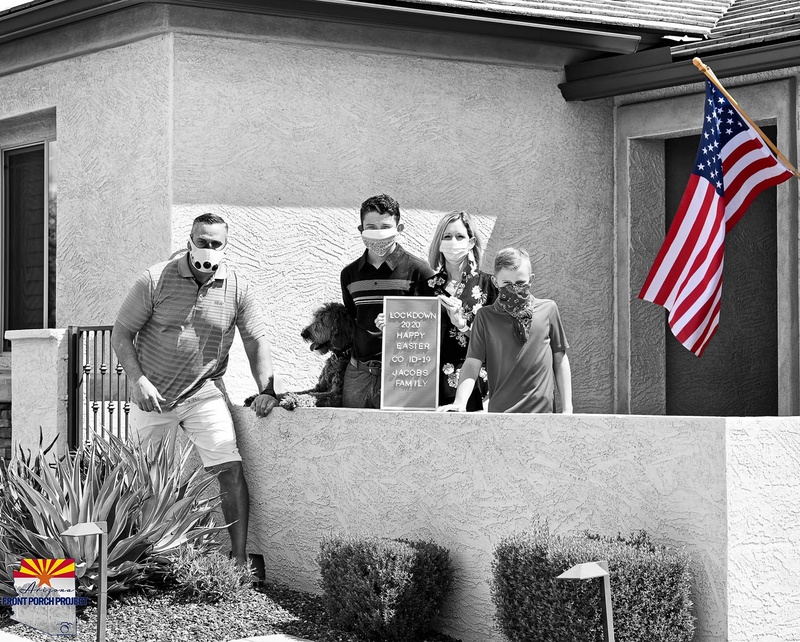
[{"x1": 437, "y1": 247, "x2": 573, "y2": 413}]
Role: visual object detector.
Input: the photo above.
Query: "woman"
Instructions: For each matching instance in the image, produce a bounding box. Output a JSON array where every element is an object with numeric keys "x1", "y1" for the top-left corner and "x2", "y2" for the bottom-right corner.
[{"x1": 427, "y1": 211, "x2": 496, "y2": 411}]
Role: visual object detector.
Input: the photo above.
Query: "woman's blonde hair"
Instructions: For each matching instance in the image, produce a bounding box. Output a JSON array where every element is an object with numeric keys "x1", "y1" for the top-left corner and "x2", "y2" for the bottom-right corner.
[{"x1": 427, "y1": 211, "x2": 483, "y2": 272}]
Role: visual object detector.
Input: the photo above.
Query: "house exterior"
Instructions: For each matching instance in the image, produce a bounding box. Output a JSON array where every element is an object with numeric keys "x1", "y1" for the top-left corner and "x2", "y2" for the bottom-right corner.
[
  {"x1": 2, "y1": 1, "x2": 800, "y2": 640},
  {"x1": 0, "y1": 0, "x2": 744, "y2": 424},
  {"x1": 3, "y1": 0, "x2": 797, "y2": 427}
]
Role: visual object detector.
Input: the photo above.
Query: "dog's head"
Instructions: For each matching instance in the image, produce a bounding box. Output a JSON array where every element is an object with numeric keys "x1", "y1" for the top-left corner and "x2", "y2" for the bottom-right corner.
[{"x1": 300, "y1": 302, "x2": 354, "y2": 356}]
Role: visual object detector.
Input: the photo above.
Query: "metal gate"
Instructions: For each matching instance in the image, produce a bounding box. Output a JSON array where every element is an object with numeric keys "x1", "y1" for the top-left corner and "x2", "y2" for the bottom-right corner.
[{"x1": 67, "y1": 326, "x2": 130, "y2": 449}]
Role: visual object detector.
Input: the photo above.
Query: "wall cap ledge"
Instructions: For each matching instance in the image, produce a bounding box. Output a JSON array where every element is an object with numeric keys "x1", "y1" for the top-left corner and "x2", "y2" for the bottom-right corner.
[{"x1": 4, "y1": 329, "x2": 67, "y2": 342}]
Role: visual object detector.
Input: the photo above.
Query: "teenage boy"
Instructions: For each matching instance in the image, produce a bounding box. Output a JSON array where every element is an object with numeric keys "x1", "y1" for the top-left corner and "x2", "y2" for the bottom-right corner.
[
  {"x1": 341, "y1": 194, "x2": 435, "y2": 408},
  {"x1": 437, "y1": 247, "x2": 573, "y2": 414}
]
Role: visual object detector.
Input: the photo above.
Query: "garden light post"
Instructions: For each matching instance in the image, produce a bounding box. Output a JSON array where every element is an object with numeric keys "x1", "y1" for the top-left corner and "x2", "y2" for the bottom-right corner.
[
  {"x1": 62, "y1": 521, "x2": 107, "y2": 642},
  {"x1": 556, "y1": 560, "x2": 615, "y2": 642}
]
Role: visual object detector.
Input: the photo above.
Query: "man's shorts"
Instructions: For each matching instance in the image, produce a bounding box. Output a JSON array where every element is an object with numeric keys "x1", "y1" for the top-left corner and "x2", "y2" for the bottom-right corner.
[{"x1": 129, "y1": 380, "x2": 241, "y2": 469}]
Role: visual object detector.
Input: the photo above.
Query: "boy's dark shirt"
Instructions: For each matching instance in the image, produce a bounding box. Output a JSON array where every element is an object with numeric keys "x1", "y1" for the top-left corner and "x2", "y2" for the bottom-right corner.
[{"x1": 341, "y1": 244, "x2": 435, "y2": 362}]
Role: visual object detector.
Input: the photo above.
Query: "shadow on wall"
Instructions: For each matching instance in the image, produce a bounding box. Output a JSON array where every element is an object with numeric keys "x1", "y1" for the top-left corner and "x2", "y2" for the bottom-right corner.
[
  {"x1": 170, "y1": 204, "x2": 497, "y2": 400},
  {"x1": 169, "y1": 201, "x2": 616, "y2": 414}
]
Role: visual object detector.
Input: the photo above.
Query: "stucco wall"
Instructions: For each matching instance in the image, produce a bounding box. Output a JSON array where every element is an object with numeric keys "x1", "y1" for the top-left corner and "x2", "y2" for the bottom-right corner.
[
  {"x1": 5, "y1": 330, "x2": 69, "y2": 458},
  {"x1": 0, "y1": 35, "x2": 172, "y2": 328},
  {"x1": 726, "y1": 417, "x2": 800, "y2": 642},
  {"x1": 234, "y1": 407, "x2": 729, "y2": 642},
  {"x1": 169, "y1": 32, "x2": 615, "y2": 411}
]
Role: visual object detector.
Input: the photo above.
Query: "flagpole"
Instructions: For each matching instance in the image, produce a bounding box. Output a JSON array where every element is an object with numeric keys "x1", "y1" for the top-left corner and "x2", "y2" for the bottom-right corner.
[{"x1": 693, "y1": 57, "x2": 800, "y2": 179}]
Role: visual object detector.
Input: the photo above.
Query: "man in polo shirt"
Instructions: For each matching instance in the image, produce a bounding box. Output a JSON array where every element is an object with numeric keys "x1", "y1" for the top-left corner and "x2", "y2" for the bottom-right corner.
[
  {"x1": 341, "y1": 194, "x2": 435, "y2": 408},
  {"x1": 112, "y1": 213, "x2": 278, "y2": 569}
]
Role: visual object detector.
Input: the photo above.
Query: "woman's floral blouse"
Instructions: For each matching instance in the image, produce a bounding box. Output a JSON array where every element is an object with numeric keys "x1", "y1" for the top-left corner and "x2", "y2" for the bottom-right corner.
[{"x1": 428, "y1": 256, "x2": 497, "y2": 401}]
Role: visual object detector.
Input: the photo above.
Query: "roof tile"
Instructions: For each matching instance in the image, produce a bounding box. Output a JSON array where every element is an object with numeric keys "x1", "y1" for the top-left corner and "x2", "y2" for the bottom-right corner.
[
  {"x1": 672, "y1": 0, "x2": 800, "y2": 56},
  {"x1": 381, "y1": 0, "x2": 734, "y2": 35}
]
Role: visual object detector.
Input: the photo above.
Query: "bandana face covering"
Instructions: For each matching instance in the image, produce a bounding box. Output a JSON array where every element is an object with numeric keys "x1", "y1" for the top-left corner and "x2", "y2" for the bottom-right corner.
[
  {"x1": 362, "y1": 228, "x2": 398, "y2": 256},
  {"x1": 496, "y1": 282, "x2": 533, "y2": 342}
]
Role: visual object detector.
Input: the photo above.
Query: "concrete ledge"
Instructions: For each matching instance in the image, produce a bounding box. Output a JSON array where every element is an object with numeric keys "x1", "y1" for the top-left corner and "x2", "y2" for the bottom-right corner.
[{"x1": 4, "y1": 329, "x2": 66, "y2": 341}]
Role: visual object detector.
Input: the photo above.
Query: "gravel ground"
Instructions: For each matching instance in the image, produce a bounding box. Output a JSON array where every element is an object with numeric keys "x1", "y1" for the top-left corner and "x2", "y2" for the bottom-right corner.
[{"x1": 0, "y1": 583, "x2": 462, "y2": 642}]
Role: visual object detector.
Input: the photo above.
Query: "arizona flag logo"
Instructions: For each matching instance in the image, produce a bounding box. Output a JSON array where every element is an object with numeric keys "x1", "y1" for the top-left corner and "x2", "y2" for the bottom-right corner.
[
  {"x1": 11, "y1": 559, "x2": 77, "y2": 636},
  {"x1": 14, "y1": 559, "x2": 75, "y2": 589}
]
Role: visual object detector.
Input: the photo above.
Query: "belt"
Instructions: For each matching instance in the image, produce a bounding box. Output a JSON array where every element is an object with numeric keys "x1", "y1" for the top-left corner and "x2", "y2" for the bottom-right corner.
[{"x1": 350, "y1": 356, "x2": 381, "y2": 376}]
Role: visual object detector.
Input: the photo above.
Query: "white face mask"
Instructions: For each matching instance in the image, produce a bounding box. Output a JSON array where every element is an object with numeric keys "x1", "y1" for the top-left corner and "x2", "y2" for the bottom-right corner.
[
  {"x1": 362, "y1": 228, "x2": 399, "y2": 256},
  {"x1": 188, "y1": 238, "x2": 225, "y2": 273},
  {"x1": 440, "y1": 239, "x2": 471, "y2": 264}
]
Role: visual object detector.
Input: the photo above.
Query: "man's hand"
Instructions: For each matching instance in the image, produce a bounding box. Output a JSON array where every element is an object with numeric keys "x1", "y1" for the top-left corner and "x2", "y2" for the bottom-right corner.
[
  {"x1": 250, "y1": 393, "x2": 279, "y2": 417},
  {"x1": 375, "y1": 313, "x2": 386, "y2": 331},
  {"x1": 132, "y1": 376, "x2": 166, "y2": 413},
  {"x1": 436, "y1": 403, "x2": 466, "y2": 413}
]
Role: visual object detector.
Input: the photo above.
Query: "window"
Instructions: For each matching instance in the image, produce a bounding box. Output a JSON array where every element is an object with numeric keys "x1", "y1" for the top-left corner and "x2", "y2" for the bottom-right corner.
[{"x1": 1, "y1": 139, "x2": 57, "y2": 351}]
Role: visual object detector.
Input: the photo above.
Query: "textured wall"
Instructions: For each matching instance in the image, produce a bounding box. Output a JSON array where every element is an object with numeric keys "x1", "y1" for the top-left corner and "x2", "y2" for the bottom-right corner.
[
  {"x1": 628, "y1": 138, "x2": 667, "y2": 414},
  {"x1": 726, "y1": 417, "x2": 800, "y2": 642},
  {"x1": 0, "y1": 35, "x2": 172, "y2": 327},
  {"x1": 170, "y1": 32, "x2": 615, "y2": 411},
  {"x1": 234, "y1": 407, "x2": 728, "y2": 642}
]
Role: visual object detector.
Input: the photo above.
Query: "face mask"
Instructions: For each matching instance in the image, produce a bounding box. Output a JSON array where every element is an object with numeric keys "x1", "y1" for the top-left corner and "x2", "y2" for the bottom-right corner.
[
  {"x1": 440, "y1": 239, "x2": 471, "y2": 264},
  {"x1": 188, "y1": 238, "x2": 225, "y2": 273},
  {"x1": 362, "y1": 228, "x2": 398, "y2": 256}
]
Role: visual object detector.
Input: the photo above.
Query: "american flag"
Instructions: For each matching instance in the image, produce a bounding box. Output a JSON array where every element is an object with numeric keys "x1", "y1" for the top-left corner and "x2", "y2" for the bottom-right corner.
[{"x1": 639, "y1": 80, "x2": 794, "y2": 357}]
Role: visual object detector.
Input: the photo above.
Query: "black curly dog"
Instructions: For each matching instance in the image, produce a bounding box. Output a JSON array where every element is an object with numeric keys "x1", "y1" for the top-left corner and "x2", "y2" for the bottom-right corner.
[{"x1": 244, "y1": 302, "x2": 353, "y2": 410}]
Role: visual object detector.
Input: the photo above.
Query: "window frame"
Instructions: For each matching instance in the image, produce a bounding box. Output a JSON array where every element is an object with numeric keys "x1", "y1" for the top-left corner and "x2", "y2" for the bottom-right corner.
[{"x1": 1, "y1": 137, "x2": 57, "y2": 352}]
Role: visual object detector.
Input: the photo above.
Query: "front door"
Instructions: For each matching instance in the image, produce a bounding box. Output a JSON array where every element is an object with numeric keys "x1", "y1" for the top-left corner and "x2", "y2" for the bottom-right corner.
[{"x1": 664, "y1": 128, "x2": 779, "y2": 416}]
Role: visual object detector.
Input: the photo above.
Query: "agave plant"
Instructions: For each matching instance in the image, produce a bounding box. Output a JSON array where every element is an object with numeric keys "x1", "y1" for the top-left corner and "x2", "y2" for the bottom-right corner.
[{"x1": 0, "y1": 430, "x2": 222, "y2": 595}]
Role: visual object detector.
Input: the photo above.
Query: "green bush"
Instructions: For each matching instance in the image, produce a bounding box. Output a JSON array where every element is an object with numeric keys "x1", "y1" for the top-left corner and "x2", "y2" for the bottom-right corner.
[
  {"x1": 317, "y1": 535, "x2": 454, "y2": 641},
  {"x1": 0, "y1": 431, "x2": 222, "y2": 596},
  {"x1": 164, "y1": 542, "x2": 252, "y2": 603},
  {"x1": 492, "y1": 524, "x2": 695, "y2": 642}
]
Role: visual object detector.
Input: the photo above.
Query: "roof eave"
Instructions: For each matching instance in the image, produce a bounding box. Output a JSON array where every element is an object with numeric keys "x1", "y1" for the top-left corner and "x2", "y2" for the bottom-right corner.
[
  {"x1": 0, "y1": 0, "x2": 645, "y2": 53},
  {"x1": 559, "y1": 39, "x2": 800, "y2": 101}
]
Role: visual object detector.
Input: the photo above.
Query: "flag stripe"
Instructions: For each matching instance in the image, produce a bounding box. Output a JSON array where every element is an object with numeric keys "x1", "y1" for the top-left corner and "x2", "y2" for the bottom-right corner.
[
  {"x1": 726, "y1": 165, "x2": 792, "y2": 230},
  {"x1": 669, "y1": 230, "x2": 723, "y2": 335},
  {"x1": 640, "y1": 176, "x2": 715, "y2": 303},
  {"x1": 663, "y1": 192, "x2": 723, "y2": 311}
]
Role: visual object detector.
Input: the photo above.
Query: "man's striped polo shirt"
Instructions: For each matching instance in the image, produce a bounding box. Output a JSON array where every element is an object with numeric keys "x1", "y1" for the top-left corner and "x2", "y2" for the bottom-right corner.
[
  {"x1": 116, "y1": 254, "x2": 266, "y2": 407},
  {"x1": 341, "y1": 245, "x2": 435, "y2": 362}
]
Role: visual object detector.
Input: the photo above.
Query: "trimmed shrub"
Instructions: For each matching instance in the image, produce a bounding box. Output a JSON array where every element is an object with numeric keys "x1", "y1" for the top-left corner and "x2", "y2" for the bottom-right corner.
[
  {"x1": 164, "y1": 542, "x2": 252, "y2": 603},
  {"x1": 317, "y1": 535, "x2": 454, "y2": 641},
  {"x1": 492, "y1": 523, "x2": 695, "y2": 642},
  {"x1": 0, "y1": 431, "x2": 222, "y2": 596}
]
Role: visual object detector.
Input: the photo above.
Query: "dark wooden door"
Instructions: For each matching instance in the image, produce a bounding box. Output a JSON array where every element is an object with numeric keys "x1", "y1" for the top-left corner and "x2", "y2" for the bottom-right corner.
[{"x1": 664, "y1": 128, "x2": 778, "y2": 416}]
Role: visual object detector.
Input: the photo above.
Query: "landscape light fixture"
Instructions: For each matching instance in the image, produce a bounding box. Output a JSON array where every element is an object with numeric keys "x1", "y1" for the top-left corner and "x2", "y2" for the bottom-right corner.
[
  {"x1": 62, "y1": 521, "x2": 107, "y2": 642},
  {"x1": 556, "y1": 560, "x2": 615, "y2": 642}
]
